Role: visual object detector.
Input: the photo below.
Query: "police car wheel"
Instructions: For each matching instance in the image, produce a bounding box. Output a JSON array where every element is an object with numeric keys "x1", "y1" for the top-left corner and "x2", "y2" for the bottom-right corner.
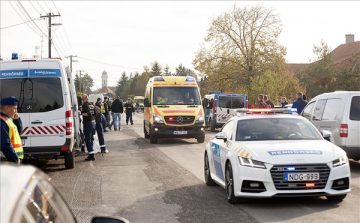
[
  {"x1": 197, "y1": 135, "x2": 205, "y2": 143},
  {"x1": 204, "y1": 153, "x2": 217, "y2": 186},
  {"x1": 64, "y1": 150, "x2": 75, "y2": 169},
  {"x1": 326, "y1": 194, "x2": 347, "y2": 202},
  {"x1": 225, "y1": 162, "x2": 244, "y2": 204}
]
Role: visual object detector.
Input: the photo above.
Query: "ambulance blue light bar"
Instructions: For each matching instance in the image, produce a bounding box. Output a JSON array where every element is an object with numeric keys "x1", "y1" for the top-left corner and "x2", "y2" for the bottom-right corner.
[
  {"x1": 153, "y1": 76, "x2": 165, "y2": 81},
  {"x1": 236, "y1": 108, "x2": 298, "y2": 115},
  {"x1": 186, "y1": 76, "x2": 195, "y2": 82}
]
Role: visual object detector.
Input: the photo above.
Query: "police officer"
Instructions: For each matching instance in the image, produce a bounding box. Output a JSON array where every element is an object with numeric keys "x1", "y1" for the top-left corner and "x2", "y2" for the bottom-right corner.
[
  {"x1": 292, "y1": 92, "x2": 308, "y2": 114},
  {"x1": 81, "y1": 94, "x2": 96, "y2": 161},
  {"x1": 124, "y1": 98, "x2": 135, "y2": 125},
  {"x1": 0, "y1": 96, "x2": 24, "y2": 164}
]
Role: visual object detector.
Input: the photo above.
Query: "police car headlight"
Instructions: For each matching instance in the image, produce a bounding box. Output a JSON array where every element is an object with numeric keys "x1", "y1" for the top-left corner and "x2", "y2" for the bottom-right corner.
[
  {"x1": 196, "y1": 115, "x2": 204, "y2": 123},
  {"x1": 239, "y1": 157, "x2": 266, "y2": 169},
  {"x1": 153, "y1": 114, "x2": 163, "y2": 123},
  {"x1": 333, "y1": 155, "x2": 348, "y2": 167}
]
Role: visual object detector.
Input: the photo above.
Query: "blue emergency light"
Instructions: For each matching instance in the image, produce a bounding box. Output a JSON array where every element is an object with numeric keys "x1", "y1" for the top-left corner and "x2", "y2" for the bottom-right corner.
[
  {"x1": 286, "y1": 167, "x2": 296, "y2": 171},
  {"x1": 12, "y1": 53, "x2": 18, "y2": 60}
]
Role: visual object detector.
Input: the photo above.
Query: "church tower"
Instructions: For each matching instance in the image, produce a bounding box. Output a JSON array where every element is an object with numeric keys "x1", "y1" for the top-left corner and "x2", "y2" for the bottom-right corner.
[{"x1": 102, "y1": 70, "x2": 108, "y2": 88}]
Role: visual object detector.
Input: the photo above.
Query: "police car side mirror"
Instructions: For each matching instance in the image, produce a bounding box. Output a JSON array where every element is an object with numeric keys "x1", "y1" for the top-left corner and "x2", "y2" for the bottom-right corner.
[
  {"x1": 92, "y1": 216, "x2": 129, "y2": 223},
  {"x1": 321, "y1": 130, "x2": 332, "y2": 141},
  {"x1": 216, "y1": 132, "x2": 228, "y2": 142}
]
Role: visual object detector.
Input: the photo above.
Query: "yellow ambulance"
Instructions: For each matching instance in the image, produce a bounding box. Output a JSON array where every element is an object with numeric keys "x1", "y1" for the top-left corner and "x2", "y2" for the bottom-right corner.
[{"x1": 143, "y1": 76, "x2": 205, "y2": 144}]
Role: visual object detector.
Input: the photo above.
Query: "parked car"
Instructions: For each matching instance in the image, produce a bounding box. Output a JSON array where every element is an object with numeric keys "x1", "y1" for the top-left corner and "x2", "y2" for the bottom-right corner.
[
  {"x1": 301, "y1": 91, "x2": 360, "y2": 160},
  {"x1": 0, "y1": 164, "x2": 129, "y2": 223}
]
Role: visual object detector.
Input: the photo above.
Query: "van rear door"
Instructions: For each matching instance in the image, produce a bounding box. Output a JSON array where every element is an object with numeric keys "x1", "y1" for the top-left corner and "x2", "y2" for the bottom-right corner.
[
  {"x1": 27, "y1": 61, "x2": 66, "y2": 148},
  {"x1": 0, "y1": 61, "x2": 31, "y2": 148},
  {"x1": 347, "y1": 95, "x2": 360, "y2": 148}
]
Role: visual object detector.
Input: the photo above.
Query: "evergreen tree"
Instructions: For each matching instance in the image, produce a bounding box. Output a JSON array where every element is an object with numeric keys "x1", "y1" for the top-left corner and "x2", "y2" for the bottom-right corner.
[
  {"x1": 175, "y1": 64, "x2": 188, "y2": 76},
  {"x1": 115, "y1": 72, "x2": 128, "y2": 99},
  {"x1": 163, "y1": 64, "x2": 172, "y2": 76},
  {"x1": 151, "y1": 61, "x2": 162, "y2": 77}
]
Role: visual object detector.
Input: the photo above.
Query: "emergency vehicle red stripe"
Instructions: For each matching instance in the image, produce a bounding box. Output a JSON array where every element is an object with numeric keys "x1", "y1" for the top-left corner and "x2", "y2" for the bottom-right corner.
[
  {"x1": 23, "y1": 128, "x2": 31, "y2": 135},
  {"x1": 61, "y1": 125, "x2": 66, "y2": 131},
  {"x1": 56, "y1": 126, "x2": 63, "y2": 133},
  {"x1": 22, "y1": 127, "x2": 28, "y2": 134},
  {"x1": 50, "y1": 126, "x2": 59, "y2": 134},
  {"x1": 30, "y1": 130, "x2": 35, "y2": 135},
  {"x1": 38, "y1": 126, "x2": 47, "y2": 134},
  {"x1": 44, "y1": 126, "x2": 54, "y2": 134},
  {"x1": 33, "y1": 127, "x2": 41, "y2": 135}
]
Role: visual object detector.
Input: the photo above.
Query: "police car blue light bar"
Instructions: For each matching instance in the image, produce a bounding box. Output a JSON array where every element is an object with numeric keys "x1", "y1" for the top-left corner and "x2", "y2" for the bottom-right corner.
[{"x1": 235, "y1": 108, "x2": 298, "y2": 115}]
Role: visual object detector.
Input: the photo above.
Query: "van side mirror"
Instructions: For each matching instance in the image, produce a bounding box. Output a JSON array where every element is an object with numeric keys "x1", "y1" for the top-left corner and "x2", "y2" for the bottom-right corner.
[
  {"x1": 321, "y1": 130, "x2": 332, "y2": 141},
  {"x1": 144, "y1": 98, "x2": 151, "y2": 107},
  {"x1": 216, "y1": 132, "x2": 227, "y2": 142},
  {"x1": 92, "y1": 216, "x2": 129, "y2": 223}
]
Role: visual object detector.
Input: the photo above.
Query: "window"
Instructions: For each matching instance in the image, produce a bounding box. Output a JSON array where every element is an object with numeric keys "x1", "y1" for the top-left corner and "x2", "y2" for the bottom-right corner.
[
  {"x1": 322, "y1": 98, "x2": 342, "y2": 120},
  {"x1": 235, "y1": 118, "x2": 322, "y2": 141},
  {"x1": 219, "y1": 96, "x2": 232, "y2": 108},
  {"x1": 221, "y1": 121, "x2": 234, "y2": 139},
  {"x1": 218, "y1": 96, "x2": 245, "y2": 108},
  {"x1": 153, "y1": 87, "x2": 201, "y2": 105},
  {"x1": 232, "y1": 97, "x2": 245, "y2": 108},
  {"x1": 0, "y1": 78, "x2": 64, "y2": 113},
  {"x1": 350, "y1": 96, "x2": 360, "y2": 121},
  {"x1": 302, "y1": 102, "x2": 315, "y2": 120},
  {"x1": 312, "y1": 99, "x2": 327, "y2": 121}
]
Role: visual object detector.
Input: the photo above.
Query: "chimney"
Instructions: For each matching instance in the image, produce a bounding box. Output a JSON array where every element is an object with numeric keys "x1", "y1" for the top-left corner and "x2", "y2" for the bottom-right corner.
[{"x1": 345, "y1": 34, "x2": 354, "y2": 44}]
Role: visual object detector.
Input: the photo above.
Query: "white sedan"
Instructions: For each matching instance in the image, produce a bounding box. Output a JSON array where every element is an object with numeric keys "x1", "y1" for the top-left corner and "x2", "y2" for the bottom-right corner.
[{"x1": 204, "y1": 109, "x2": 351, "y2": 203}]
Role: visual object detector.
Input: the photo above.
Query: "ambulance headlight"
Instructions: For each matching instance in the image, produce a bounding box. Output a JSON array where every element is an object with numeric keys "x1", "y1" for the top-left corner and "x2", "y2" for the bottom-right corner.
[
  {"x1": 196, "y1": 115, "x2": 204, "y2": 123},
  {"x1": 239, "y1": 157, "x2": 266, "y2": 169},
  {"x1": 153, "y1": 114, "x2": 163, "y2": 123},
  {"x1": 333, "y1": 155, "x2": 348, "y2": 167}
]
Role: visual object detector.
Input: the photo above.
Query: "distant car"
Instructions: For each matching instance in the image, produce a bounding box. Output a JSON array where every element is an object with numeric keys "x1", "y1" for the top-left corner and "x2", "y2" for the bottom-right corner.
[
  {"x1": 0, "y1": 164, "x2": 129, "y2": 223},
  {"x1": 301, "y1": 91, "x2": 360, "y2": 160},
  {"x1": 204, "y1": 108, "x2": 351, "y2": 204}
]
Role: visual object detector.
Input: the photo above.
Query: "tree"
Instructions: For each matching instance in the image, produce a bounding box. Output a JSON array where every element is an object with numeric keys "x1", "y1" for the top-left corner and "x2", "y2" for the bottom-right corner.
[
  {"x1": 175, "y1": 64, "x2": 188, "y2": 76},
  {"x1": 193, "y1": 4, "x2": 285, "y2": 93},
  {"x1": 76, "y1": 73, "x2": 94, "y2": 95},
  {"x1": 163, "y1": 64, "x2": 172, "y2": 76},
  {"x1": 151, "y1": 61, "x2": 162, "y2": 77},
  {"x1": 115, "y1": 72, "x2": 128, "y2": 99}
]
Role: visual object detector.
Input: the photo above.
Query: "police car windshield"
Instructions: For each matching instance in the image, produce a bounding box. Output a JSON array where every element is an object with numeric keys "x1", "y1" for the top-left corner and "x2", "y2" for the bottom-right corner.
[
  {"x1": 235, "y1": 118, "x2": 322, "y2": 141},
  {"x1": 153, "y1": 87, "x2": 201, "y2": 105}
]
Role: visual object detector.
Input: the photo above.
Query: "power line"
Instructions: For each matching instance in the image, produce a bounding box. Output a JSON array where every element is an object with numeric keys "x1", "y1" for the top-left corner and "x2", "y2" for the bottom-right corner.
[
  {"x1": 59, "y1": 17, "x2": 76, "y2": 55},
  {"x1": 52, "y1": 0, "x2": 60, "y2": 13},
  {"x1": 77, "y1": 57, "x2": 142, "y2": 70},
  {"x1": 28, "y1": 1, "x2": 42, "y2": 15},
  {"x1": 43, "y1": 1, "x2": 52, "y2": 12},
  {"x1": 1, "y1": 17, "x2": 41, "y2": 29},
  {"x1": 16, "y1": 0, "x2": 48, "y2": 37},
  {"x1": 36, "y1": 1, "x2": 47, "y2": 14},
  {"x1": 8, "y1": 1, "x2": 42, "y2": 36}
]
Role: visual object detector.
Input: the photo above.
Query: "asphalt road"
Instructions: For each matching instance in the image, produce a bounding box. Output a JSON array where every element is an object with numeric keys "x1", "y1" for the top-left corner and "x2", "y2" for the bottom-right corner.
[{"x1": 30, "y1": 115, "x2": 360, "y2": 223}]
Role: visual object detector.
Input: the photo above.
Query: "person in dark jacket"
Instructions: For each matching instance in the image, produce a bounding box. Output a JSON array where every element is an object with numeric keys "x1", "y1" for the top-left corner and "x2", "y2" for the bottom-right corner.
[
  {"x1": 103, "y1": 97, "x2": 110, "y2": 131},
  {"x1": 256, "y1": 94, "x2": 267, "y2": 108},
  {"x1": 0, "y1": 96, "x2": 23, "y2": 164},
  {"x1": 91, "y1": 102, "x2": 108, "y2": 153},
  {"x1": 292, "y1": 92, "x2": 308, "y2": 114},
  {"x1": 124, "y1": 98, "x2": 135, "y2": 125},
  {"x1": 110, "y1": 96, "x2": 123, "y2": 130},
  {"x1": 81, "y1": 94, "x2": 96, "y2": 161},
  {"x1": 280, "y1": 97, "x2": 288, "y2": 108},
  {"x1": 265, "y1": 95, "x2": 274, "y2": 108}
]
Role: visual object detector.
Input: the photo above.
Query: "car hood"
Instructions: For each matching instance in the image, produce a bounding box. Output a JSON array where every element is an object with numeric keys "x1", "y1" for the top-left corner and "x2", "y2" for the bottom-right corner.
[{"x1": 236, "y1": 140, "x2": 345, "y2": 164}]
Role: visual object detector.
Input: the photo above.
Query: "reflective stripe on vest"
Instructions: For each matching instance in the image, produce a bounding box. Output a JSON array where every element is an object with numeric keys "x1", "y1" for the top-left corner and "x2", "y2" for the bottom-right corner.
[
  {"x1": 0, "y1": 116, "x2": 24, "y2": 159},
  {"x1": 101, "y1": 104, "x2": 106, "y2": 113}
]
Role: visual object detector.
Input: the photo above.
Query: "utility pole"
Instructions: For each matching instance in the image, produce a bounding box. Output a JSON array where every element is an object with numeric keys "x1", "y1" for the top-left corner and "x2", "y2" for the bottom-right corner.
[
  {"x1": 66, "y1": 55, "x2": 77, "y2": 73},
  {"x1": 40, "y1": 13, "x2": 61, "y2": 58},
  {"x1": 78, "y1": 70, "x2": 85, "y2": 93}
]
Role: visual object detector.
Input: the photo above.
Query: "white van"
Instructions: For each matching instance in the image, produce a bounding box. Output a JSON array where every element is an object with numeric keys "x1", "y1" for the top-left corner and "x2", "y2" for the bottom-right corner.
[
  {"x1": 301, "y1": 91, "x2": 360, "y2": 160},
  {"x1": 0, "y1": 58, "x2": 80, "y2": 168},
  {"x1": 89, "y1": 93, "x2": 104, "y2": 104}
]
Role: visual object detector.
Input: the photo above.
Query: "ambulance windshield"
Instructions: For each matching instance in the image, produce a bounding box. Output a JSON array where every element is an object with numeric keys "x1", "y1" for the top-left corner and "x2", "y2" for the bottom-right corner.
[{"x1": 153, "y1": 87, "x2": 201, "y2": 105}]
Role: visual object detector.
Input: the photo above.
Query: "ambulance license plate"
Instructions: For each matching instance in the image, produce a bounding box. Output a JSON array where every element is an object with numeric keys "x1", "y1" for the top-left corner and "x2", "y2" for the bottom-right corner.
[
  {"x1": 173, "y1": 131, "x2": 187, "y2": 135},
  {"x1": 284, "y1": 172, "x2": 319, "y2": 181}
]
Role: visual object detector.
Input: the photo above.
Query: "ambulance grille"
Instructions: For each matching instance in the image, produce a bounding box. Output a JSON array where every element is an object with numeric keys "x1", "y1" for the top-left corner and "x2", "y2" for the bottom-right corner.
[
  {"x1": 164, "y1": 116, "x2": 195, "y2": 124},
  {"x1": 270, "y1": 164, "x2": 330, "y2": 190}
]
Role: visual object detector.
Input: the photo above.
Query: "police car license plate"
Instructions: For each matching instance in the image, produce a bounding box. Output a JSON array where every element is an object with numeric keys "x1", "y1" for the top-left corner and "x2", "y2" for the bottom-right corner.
[
  {"x1": 173, "y1": 131, "x2": 187, "y2": 135},
  {"x1": 284, "y1": 172, "x2": 319, "y2": 181}
]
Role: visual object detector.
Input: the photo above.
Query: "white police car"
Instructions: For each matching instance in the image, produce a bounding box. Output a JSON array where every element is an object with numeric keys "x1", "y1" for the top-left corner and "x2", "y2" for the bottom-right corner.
[
  {"x1": 204, "y1": 109, "x2": 351, "y2": 203},
  {"x1": 0, "y1": 164, "x2": 129, "y2": 223}
]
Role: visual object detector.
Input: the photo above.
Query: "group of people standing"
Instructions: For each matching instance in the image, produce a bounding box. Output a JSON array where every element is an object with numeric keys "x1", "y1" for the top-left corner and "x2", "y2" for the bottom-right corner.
[
  {"x1": 256, "y1": 94, "x2": 275, "y2": 108},
  {"x1": 79, "y1": 95, "x2": 135, "y2": 161}
]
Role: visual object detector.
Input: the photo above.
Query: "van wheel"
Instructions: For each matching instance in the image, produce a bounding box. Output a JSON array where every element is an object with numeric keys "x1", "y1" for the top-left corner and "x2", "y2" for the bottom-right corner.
[
  {"x1": 210, "y1": 119, "x2": 216, "y2": 132},
  {"x1": 197, "y1": 135, "x2": 205, "y2": 143},
  {"x1": 144, "y1": 123, "x2": 149, "y2": 139},
  {"x1": 150, "y1": 127, "x2": 157, "y2": 144},
  {"x1": 65, "y1": 150, "x2": 75, "y2": 169}
]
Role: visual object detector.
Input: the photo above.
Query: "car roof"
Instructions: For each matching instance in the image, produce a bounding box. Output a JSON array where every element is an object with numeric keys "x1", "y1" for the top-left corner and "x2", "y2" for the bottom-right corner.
[{"x1": 1, "y1": 164, "x2": 37, "y2": 223}]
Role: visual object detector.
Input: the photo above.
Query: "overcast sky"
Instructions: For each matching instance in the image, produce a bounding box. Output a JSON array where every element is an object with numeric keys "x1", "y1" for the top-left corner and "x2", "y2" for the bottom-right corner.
[{"x1": 1, "y1": 1, "x2": 360, "y2": 89}]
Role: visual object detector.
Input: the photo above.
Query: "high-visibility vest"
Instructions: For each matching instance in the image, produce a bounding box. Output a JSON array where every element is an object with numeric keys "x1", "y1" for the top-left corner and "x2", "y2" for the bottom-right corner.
[
  {"x1": 101, "y1": 103, "x2": 106, "y2": 113},
  {"x1": 0, "y1": 116, "x2": 24, "y2": 160}
]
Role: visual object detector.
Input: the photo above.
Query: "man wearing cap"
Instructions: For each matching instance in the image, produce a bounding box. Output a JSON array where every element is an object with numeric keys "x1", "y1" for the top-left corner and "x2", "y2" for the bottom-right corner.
[
  {"x1": 0, "y1": 96, "x2": 24, "y2": 163},
  {"x1": 81, "y1": 94, "x2": 96, "y2": 161}
]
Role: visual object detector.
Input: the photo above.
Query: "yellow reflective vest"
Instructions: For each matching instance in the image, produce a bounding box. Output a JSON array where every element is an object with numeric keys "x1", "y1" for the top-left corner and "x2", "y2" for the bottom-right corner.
[
  {"x1": 0, "y1": 116, "x2": 24, "y2": 160},
  {"x1": 101, "y1": 103, "x2": 106, "y2": 113}
]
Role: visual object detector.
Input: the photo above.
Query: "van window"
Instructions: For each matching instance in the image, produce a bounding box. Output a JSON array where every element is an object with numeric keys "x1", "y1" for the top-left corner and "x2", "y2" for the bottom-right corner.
[
  {"x1": 312, "y1": 99, "x2": 327, "y2": 121},
  {"x1": 322, "y1": 98, "x2": 342, "y2": 120},
  {"x1": 302, "y1": 102, "x2": 315, "y2": 120},
  {"x1": 218, "y1": 96, "x2": 245, "y2": 108},
  {"x1": 350, "y1": 96, "x2": 360, "y2": 121},
  {"x1": 0, "y1": 78, "x2": 64, "y2": 113}
]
